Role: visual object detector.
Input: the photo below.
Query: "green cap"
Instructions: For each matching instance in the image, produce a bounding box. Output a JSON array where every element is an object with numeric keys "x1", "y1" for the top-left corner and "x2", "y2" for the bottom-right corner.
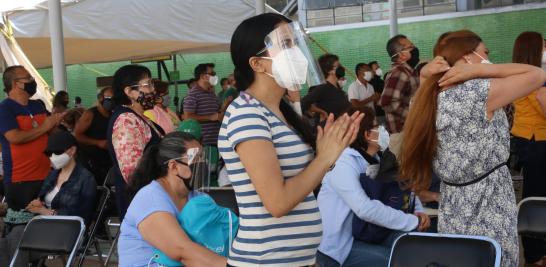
[{"x1": 177, "y1": 119, "x2": 202, "y2": 140}]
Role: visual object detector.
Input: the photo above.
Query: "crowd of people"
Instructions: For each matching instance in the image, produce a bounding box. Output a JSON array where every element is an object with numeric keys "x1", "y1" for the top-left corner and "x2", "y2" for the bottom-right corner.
[{"x1": 0, "y1": 12, "x2": 545, "y2": 267}]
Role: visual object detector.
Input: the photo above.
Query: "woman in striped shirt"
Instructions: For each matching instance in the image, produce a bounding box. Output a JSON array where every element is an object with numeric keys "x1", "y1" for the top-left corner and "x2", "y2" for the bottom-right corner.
[{"x1": 219, "y1": 13, "x2": 363, "y2": 266}]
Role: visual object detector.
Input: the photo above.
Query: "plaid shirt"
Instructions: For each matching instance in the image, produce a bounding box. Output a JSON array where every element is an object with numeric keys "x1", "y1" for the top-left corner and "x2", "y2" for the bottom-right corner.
[{"x1": 380, "y1": 62, "x2": 420, "y2": 133}]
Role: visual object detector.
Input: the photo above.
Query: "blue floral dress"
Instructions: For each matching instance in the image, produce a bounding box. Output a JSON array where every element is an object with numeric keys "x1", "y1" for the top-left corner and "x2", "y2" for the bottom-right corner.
[{"x1": 434, "y1": 79, "x2": 518, "y2": 267}]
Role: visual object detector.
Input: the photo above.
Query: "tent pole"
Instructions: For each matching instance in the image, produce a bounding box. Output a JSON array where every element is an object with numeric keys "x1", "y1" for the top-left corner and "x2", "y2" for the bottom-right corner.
[
  {"x1": 173, "y1": 55, "x2": 179, "y2": 113},
  {"x1": 48, "y1": 0, "x2": 67, "y2": 93},
  {"x1": 255, "y1": 0, "x2": 265, "y2": 14},
  {"x1": 389, "y1": 0, "x2": 399, "y2": 37}
]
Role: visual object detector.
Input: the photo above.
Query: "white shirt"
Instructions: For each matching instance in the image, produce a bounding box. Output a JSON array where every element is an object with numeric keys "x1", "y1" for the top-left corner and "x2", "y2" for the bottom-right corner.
[
  {"x1": 44, "y1": 186, "x2": 60, "y2": 209},
  {"x1": 348, "y1": 79, "x2": 375, "y2": 110}
]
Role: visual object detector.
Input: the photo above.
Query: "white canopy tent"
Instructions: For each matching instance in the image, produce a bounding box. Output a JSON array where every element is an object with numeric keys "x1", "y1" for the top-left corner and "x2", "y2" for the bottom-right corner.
[
  {"x1": 1, "y1": 0, "x2": 272, "y2": 106},
  {"x1": 5, "y1": 0, "x2": 263, "y2": 68}
]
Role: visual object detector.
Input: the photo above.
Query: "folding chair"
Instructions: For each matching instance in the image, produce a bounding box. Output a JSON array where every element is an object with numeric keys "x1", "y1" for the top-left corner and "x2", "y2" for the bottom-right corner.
[
  {"x1": 77, "y1": 186, "x2": 111, "y2": 267},
  {"x1": 518, "y1": 197, "x2": 546, "y2": 239},
  {"x1": 102, "y1": 167, "x2": 121, "y2": 266},
  {"x1": 388, "y1": 232, "x2": 501, "y2": 267},
  {"x1": 201, "y1": 187, "x2": 239, "y2": 215},
  {"x1": 10, "y1": 216, "x2": 85, "y2": 267}
]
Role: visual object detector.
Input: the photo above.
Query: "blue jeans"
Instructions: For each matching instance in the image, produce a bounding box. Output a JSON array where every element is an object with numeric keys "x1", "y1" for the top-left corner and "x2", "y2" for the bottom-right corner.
[{"x1": 317, "y1": 231, "x2": 404, "y2": 267}]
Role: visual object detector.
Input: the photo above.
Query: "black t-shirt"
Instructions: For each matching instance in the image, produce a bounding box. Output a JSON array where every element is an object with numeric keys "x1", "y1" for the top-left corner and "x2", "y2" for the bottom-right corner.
[
  {"x1": 370, "y1": 75, "x2": 386, "y2": 116},
  {"x1": 302, "y1": 82, "x2": 351, "y2": 118}
]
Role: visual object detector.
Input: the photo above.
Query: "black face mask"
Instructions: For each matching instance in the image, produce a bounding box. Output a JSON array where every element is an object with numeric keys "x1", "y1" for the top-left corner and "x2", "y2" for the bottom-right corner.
[
  {"x1": 407, "y1": 47, "x2": 420, "y2": 69},
  {"x1": 136, "y1": 91, "x2": 156, "y2": 110},
  {"x1": 176, "y1": 173, "x2": 194, "y2": 191},
  {"x1": 335, "y1": 66, "x2": 345, "y2": 79},
  {"x1": 101, "y1": 97, "x2": 113, "y2": 112},
  {"x1": 176, "y1": 161, "x2": 210, "y2": 191},
  {"x1": 24, "y1": 80, "x2": 37, "y2": 97}
]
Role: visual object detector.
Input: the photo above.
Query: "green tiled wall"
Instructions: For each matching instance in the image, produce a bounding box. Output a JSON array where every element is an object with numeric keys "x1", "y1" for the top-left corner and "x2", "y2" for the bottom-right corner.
[{"x1": 3, "y1": 7, "x2": 545, "y2": 107}]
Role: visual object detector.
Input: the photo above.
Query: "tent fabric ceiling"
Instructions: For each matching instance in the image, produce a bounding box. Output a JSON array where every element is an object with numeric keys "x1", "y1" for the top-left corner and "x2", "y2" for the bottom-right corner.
[{"x1": 7, "y1": 0, "x2": 256, "y2": 68}]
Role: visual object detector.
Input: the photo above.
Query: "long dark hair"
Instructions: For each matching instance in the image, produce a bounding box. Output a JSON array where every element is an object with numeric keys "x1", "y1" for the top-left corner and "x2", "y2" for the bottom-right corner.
[
  {"x1": 400, "y1": 30, "x2": 482, "y2": 192},
  {"x1": 513, "y1": 31, "x2": 543, "y2": 67},
  {"x1": 349, "y1": 106, "x2": 376, "y2": 152},
  {"x1": 127, "y1": 132, "x2": 197, "y2": 199},
  {"x1": 230, "y1": 13, "x2": 315, "y2": 148},
  {"x1": 112, "y1": 64, "x2": 151, "y2": 107}
]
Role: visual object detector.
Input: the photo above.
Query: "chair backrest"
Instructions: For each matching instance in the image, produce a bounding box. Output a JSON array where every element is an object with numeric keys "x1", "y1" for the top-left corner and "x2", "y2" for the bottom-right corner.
[
  {"x1": 518, "y1": 197, "x2": 546, "y2": 239},
  {"x1": 11, "y1": 216, "x2": 85, "y2": 267},
  {"x1": 388, "y1": 232, "x2": 501, "y2": 267},
  {"x1": 201, "y1": 187, "x2": 239, "y2": 215},
  {"x1": 103, "y1": 167, "x2": 116, "y2": 188}
]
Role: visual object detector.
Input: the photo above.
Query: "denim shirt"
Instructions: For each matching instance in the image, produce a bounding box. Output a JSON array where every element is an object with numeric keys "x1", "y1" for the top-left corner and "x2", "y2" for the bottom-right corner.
[{"x1": 39, "y1": 161, "x2": 97, "y2": 222}]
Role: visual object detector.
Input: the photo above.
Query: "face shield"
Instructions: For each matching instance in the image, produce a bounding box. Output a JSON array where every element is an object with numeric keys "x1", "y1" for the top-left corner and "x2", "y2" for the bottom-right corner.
[
  {"x1": 174, "y1": 147, "x2": 209, "y2": 191},
  {"x1": 259, "y1": 21, "x2": 324, "y2": 91}
]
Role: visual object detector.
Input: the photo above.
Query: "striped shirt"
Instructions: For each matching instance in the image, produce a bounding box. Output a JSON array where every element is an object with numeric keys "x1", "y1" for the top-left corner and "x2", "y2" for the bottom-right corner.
[
  {"x1": 218, "y1": 92, "x2": 322, "y2": 266},
  {"x1": 183, "y1": 85, "x2": 220, "y2": 145}
]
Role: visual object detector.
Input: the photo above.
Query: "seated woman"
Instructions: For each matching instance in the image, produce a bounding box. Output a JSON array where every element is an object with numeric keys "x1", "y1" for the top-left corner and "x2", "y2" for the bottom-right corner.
[
  {"x1": 1, "y1": 131, "x2": 97, "y2": 267},
  {"x1": 317, "y1": 108, "x2": 430, "y2": 267},
  {"x1": 118, "y1": 132, "x2": 226, "y2": 267},
  {"x1": 26, "y1": 131, "x2": 97, "y2": 222}
]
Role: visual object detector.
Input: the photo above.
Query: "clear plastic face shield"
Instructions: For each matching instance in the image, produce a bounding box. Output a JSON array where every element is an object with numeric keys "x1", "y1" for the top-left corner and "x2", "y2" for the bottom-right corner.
[
  {"x1": 173, "y1": 147, "x2": 210, "y2": 191},
  {"x1": 258, "y1": 21, "x2": 324, "y2": 91}
]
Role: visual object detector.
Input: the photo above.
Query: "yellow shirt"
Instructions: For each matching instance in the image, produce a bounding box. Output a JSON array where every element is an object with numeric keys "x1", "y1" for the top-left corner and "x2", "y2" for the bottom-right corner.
[{"x1": 511, "y1": 90, "x2": 546, "y2": 141}]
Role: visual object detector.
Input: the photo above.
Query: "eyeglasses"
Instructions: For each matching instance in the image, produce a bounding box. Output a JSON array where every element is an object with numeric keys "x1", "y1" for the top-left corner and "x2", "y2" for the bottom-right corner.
[{"x1": 129, "y1": 80, "x2": 155, "y2": 90}]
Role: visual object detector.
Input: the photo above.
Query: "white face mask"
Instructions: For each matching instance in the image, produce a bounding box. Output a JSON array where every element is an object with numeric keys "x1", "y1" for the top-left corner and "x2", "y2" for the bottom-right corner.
[
  {"x1": 50, "y1": 153, "x2": 71, "y2": 170},
  {"x1": 371, "y1": 125, "x2": 390, "y2": 151},
  {"x1": 208, "y1": 75, "x2": 219, "y2": 86},
  {"x1": 375, "y1": 68, "x2": 383, "y2": 77},
  {"x1": 365, "y1": 164, "x2": 380, "y2": 179},
  {"x1": 363, "y1": 71, "x2": 373, "y2": 82},
  {"x1": 263, "y1": 47, "x2": 309, "y2": 91},
  {"x1": 338, "y1": 79, "x2": 347, "y2": 88},
  {"x1": 472, "y1": 51, "x2": 492, "y2": 64}
]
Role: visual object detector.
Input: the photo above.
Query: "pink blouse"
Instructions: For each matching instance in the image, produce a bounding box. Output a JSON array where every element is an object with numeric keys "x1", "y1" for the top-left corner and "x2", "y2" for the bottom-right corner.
[{"x1": 112, "y1": 112, "x2": 151, "y2": 182}]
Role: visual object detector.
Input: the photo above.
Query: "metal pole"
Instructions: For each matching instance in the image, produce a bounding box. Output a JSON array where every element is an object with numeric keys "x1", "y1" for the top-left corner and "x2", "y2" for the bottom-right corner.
[
  {"x1": 48, "y1": 0, "x2": 67, "y2": 93},
  {"x1": 255, "y1": 0, "x2": 265, "y2": 14},
  {"x1": 389, "y1": 0, "x2": 399, "y2": 37},
  {"x1": 173, "y1": 55, "x2": 179, "y2": 114}
]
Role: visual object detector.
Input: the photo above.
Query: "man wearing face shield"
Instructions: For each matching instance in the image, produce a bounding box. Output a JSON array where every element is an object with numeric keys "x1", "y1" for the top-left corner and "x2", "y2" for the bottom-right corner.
[
  {"x1": 302, "y1": 54, "x2": 352, "y2": 121},
  {"x1": 0, "y1": 66, "x2": 63, "y2": 225},
  {"x1": 74, "y1": 86, "x2": 114, "y2": 185}
]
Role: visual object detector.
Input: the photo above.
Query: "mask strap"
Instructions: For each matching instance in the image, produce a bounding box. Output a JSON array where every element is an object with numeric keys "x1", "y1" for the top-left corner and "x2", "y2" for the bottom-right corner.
[{"x1": 472, "y1": 51, "x2": 487, "y2": 61}]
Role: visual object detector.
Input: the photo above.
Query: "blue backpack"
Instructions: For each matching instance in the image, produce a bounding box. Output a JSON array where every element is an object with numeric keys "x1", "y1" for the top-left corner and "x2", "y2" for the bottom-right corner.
[
  {"x1": 151, "y1": 194, "x2": 239, "y2": 266},
  {"x1": 351, "y1": 172, "x2": 415, "y2": 244}
]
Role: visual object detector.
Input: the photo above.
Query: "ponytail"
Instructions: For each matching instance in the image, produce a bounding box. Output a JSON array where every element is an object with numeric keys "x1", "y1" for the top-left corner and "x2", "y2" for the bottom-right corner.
[
  {"x1": 399, "y1": 73, "x2": 442, "y2": 192},
  {"x1": 127, "y1": 144, "x2": 163, "y2": 200},
  {"x1": 280, "y1": 98, "x2": 316, "y2": 149},
  {"x1": 399, "y1": 30, "x2": 482, "y2": 192}
]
